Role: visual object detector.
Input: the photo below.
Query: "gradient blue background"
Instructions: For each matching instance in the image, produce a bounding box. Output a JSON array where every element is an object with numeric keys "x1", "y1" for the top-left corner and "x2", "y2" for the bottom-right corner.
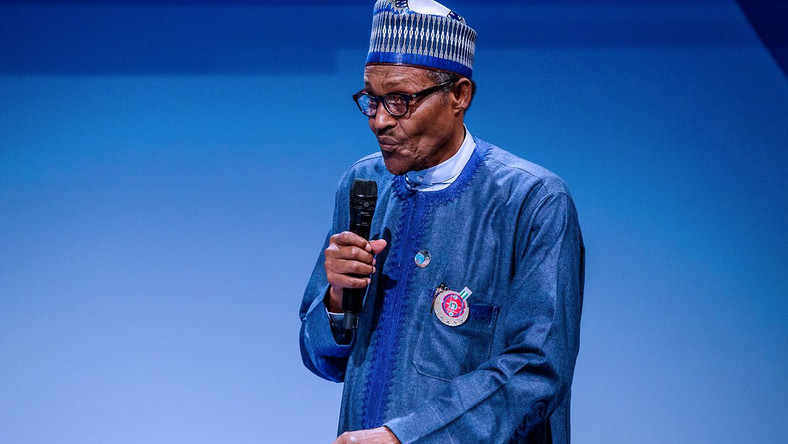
[{"x1": 1, "y1": 1, "x2": 786, "y2": 442}]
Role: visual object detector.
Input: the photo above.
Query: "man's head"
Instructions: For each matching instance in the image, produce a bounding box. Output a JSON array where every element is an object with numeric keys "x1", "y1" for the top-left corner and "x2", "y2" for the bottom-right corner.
[
  {"x1": 356, "y1": 0, "x2": 478, "y2": 175},
  {"x1": 359, "y1": 65, "x2": 473, "y2": 175}
]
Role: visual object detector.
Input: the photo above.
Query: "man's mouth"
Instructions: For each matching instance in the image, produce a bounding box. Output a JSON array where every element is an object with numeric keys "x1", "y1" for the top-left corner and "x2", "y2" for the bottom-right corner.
[{"x1": 377, "y1": 137, "x2": 400, "y2": 152}]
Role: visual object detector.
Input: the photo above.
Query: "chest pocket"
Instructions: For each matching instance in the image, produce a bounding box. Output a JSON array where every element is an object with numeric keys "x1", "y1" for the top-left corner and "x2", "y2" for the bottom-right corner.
[{"x1": 413, "y1": 301, "x2": 500, "y2": 381}]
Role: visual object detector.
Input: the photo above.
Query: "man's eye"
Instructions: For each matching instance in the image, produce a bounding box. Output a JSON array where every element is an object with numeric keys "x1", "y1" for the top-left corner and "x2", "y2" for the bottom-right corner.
[{"x1": 386, "y1": 95, "x2": 405, "y2": 105}]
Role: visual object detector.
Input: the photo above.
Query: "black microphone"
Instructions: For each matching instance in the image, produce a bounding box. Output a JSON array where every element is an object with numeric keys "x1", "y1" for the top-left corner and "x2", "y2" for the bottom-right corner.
[{"x1": 343, "y1": 179, "x2": 378, "y2": 329}]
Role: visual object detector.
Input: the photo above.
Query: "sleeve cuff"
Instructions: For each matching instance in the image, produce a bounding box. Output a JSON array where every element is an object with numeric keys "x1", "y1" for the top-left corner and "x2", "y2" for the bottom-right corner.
[
  {"x1": 384, "y1": 403, "x2": 452, "y2": 444},
  {"x1": 302, "y1": 286, "x2": 354, "y2": 357},
  {"x1": 326, "y1": 308, "x2": 353, "y2": 345}
]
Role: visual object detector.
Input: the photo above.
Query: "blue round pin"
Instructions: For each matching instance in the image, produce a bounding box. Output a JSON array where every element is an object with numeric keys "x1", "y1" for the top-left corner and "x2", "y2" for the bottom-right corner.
[{"x1": 414, "y1": 250, "x2": 431, "y2": 268}]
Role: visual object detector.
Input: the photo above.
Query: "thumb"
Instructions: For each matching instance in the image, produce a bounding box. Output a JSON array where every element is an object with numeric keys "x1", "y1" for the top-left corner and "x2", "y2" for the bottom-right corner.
[{"x1": 369, "y1": 239, "x2": 388, "y2": 254}]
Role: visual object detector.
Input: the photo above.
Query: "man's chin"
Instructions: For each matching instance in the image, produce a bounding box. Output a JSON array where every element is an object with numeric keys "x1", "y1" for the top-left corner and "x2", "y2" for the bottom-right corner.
[{"x1": 380, "y1": 153, "x2": 409, "y2": 176}]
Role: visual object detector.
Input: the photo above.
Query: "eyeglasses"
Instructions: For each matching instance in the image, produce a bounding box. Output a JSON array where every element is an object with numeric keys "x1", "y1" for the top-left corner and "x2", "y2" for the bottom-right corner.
[{"x1": 352, "y1": 80, "x2": 455, "y2": 118}]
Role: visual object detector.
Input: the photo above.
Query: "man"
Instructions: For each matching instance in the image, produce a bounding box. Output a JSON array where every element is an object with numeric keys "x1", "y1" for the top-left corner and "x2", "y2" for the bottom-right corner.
[{"x1": 299, "y1": 1, "x2": 584, "y2": 443}]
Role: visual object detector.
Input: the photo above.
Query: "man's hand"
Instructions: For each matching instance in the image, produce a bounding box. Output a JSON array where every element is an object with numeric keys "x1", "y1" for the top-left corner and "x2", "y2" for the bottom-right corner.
[
  {"x1": 332, "y1": 427, "x2": 400, "y2": 444},
  {"x1": 324, "y1": 231, "x2": 388, "y2": 312}
]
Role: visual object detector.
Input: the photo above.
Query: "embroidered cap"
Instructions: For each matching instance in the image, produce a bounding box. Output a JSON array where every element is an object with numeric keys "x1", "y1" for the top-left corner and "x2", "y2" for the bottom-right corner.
[{"x1": 366, "y1": 0, "x2": 477, "y2": 79}]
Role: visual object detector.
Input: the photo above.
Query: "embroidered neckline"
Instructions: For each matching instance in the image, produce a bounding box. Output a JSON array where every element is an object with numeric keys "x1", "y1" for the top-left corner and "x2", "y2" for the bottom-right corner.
[
  {"x1": 393, "y1": 136, "x2": 490, "y2": 204},
  {"x1": 361, "y1": 137, "x2": 491, "y2": 428}
]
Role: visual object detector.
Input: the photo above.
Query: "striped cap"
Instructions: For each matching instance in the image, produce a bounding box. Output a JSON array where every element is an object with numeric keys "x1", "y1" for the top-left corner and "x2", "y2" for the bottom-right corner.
[{"x1": 366, "y1": 0, "x2": 477, "y2": 79}]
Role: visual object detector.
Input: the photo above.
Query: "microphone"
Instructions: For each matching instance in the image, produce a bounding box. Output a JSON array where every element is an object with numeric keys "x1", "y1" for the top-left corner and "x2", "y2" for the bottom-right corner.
[{"x1": 343, "y1": 179, "x2": 378, "y2": 329}]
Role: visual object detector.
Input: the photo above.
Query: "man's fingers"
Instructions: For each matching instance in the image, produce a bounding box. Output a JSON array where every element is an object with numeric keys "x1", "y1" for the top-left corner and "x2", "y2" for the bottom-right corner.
[
  {"x1": 332, "y1": 431, "x2": 359, "y2": 444},
  {"x1": 330, "y1": 231, "x2": 372, "y2": 251},
  {"x1": 326, "y1": 244, "x2": 374, "y2": 264},
  {"x1": 329, "y1": 232, "x2": 388, "y2": 255},
  {"x1": 324, "y1": 233, "x2": 386, "y2": 291},
  {"x1": 369, "y1": 239, "x2": 388, "y2": 254},
  {"x1": 331, "y1": 428, "x2": 399, "y2": 444},
  {"x1": 330, "y1": 258, "x2": 374, "y2": 276},
  {"x1": 327, "y1": 272, "x2": 370, "y2": 290}
]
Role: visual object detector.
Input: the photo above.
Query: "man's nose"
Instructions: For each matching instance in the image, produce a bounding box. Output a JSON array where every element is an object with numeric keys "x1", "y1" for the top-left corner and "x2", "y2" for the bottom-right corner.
[{"x1": 371, "y1": 102, "x2": 397, "y2": 130}]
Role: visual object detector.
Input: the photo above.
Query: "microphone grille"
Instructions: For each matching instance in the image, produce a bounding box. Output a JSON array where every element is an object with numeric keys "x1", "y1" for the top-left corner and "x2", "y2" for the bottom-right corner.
[{"x1": 351, "y1": 179, "x2": 377, "y2": 198}]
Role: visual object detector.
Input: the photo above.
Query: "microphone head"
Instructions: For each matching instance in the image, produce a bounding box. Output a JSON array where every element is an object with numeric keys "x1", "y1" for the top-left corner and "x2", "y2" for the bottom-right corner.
[
  {"x1": 350, "y1": 179, "x2": 378, "y2": 217},
  {"x1": 351, "y1": 179, "x2": 377, "y2": 199}
]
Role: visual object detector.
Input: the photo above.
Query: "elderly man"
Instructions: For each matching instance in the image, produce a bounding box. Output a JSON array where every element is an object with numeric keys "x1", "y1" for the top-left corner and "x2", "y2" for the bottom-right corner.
[{"x1": 299, "y1": 1, "x2": 585, "y2": 443}]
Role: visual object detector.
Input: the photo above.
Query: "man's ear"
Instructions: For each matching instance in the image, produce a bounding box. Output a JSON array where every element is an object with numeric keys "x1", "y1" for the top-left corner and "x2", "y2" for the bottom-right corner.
[{"x1": 452, "y1": 77, "x2": 473, "y2": 113}]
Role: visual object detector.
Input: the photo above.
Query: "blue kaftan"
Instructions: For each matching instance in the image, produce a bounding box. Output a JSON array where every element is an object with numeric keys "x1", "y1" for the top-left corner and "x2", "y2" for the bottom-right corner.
[{"x1": 299, "y1": 138, "x2": 585, "y2": 443}]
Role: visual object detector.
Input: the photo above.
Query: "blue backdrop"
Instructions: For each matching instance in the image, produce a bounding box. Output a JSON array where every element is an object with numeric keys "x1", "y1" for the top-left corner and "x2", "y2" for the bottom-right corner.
[{"x1": 1, "y1": 1, "x2": 786, "y2": 442}]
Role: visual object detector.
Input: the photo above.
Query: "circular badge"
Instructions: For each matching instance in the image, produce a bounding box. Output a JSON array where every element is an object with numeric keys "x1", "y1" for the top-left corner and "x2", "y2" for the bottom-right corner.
[
  {"x1": 414, "y1": 250, "x2": 431, "y2": 268},
  {"x1": 433, "y1": 290, "x2": 469, "y2": 327}
]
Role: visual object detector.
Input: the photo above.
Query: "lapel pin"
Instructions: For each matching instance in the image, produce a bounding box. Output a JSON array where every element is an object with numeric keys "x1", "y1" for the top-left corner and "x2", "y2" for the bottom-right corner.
[{"x1": 414, "y1": 250, "x2": 431, "y2": 268}]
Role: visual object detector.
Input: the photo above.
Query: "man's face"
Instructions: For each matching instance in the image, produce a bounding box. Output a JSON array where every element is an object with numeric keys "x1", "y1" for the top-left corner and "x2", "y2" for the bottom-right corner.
[{"x1": 362, "y1": 65, "x2": 461, "y2": 175}]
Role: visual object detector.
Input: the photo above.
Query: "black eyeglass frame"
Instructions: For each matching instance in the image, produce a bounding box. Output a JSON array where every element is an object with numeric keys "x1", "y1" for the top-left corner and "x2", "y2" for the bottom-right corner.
[{"x1": 352, "y1": 80, "x2": 456, "y2": 118}]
